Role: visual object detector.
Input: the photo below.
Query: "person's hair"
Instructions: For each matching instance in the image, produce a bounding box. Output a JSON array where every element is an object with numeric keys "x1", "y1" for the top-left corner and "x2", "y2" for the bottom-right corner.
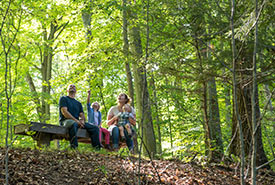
[
  {"x1": 92, "y1": 102, "x2": 100, "y2": 110},
  {"x1": 118, "y1": 93, "x2": 131, "y2": 104}
]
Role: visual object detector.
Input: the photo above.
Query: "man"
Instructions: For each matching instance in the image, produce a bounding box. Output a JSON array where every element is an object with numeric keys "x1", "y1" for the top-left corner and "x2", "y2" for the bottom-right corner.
[{"x1": 59, "y1": 84, "x2": 100, "y2": 149}]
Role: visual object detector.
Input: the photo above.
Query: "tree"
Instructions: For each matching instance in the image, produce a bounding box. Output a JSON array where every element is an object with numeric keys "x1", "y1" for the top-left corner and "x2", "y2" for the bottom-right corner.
[
  {"x1": 0, "y1": 0, "x2": 23, "y2": 183},
  {"x1": 25, "y1": 7, "x2": 69, "y2": 122},
  {"x1": 229, "y1": 29, "x2": 269, "y2": 170},
  {"x1": 129, "y1": 1, "x2": 156, "y2": 157}
]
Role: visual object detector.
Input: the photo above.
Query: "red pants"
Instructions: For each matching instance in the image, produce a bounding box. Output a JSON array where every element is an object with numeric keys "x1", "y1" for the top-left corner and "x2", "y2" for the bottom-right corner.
[{"x1": 99, "y1": 127, "x2": 110, "y2": 144}]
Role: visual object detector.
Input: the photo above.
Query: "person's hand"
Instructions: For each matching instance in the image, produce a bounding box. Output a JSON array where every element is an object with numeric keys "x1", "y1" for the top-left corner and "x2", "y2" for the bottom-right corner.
[
  {"x1": 78, "y1": 120, "x2": 85, "y2": 128},
  {"x1": 114, "y1": 115, "x2": 119, "y2": 122}
]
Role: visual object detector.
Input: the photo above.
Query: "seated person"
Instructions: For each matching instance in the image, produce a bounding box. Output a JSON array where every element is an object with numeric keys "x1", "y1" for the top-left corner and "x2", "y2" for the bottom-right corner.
[
  {"x1": 59, "y1": 84, "x2": 100, "y2": 149},
  {"x1": 107, "y1": 93, "x2": 136, "y2": 151},
  {"x1": 117, "y1": 104, "x2": 135, "y2": 140},
  {"x1": 87, "y1": 90, "x2": 111, "y2": 150}
]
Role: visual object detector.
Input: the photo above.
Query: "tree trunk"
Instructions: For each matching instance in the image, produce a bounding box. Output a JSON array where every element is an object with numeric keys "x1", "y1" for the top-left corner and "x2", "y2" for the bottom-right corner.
[
  {"x1": 251, "y1": 0, "x2": 259, "y2": 183},
  {"x1": 165, "y1": 78, "x2": 173, "y2": 149},
  {"x1": 122, "y1": 0, "x2": 135, "y2": 107},
  {"x1": 81, "y1": 1, "x2": 93, "y2": 43},
  {"x1": 27, "y1": 20, "x2": 67, "y2": 123},
  {"x1": 130, "y1": 23, "x2": 156, "y2": 157},
  {"x1": 224, "y1": 82, "x2": 231, "y2": 124},
  {"x1": 150, "y1": 74, "x2": 162, "y2": 154},
  {"x1": 208, "y1": 77, "x2": 224, "y2": 161},
  {"x1": 41, "y1": 22, "x2": 56, "y2": 122},
  {"x1": 230, "y1": 42, "x2": 269, "y2": 169},
  {"x1": 194, "y1": 36, "x2": 211, "y2": 158},
  {"x1": 230, "y1": 1, "x2": 245, "y2": 183},
  {"x1": 122, "y1": 0, "x2": 138, "y2": 153}
]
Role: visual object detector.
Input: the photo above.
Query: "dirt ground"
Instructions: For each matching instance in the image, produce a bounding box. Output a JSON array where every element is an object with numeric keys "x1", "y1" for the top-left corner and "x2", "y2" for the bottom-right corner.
[{"x1": 0, "y1": 147, "x2": 274, "y2": 184}]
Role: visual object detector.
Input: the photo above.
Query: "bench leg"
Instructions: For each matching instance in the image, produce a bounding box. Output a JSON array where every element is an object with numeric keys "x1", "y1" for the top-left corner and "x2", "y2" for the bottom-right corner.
[{"x1": 35, "y1": 133, "x2": 52, "y2": 147}]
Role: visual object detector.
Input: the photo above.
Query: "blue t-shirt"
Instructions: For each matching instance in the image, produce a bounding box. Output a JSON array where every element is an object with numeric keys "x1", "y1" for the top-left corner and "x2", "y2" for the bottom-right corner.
[{"x1": 59, "y1": 96, "x2": 83, "y2": 123}]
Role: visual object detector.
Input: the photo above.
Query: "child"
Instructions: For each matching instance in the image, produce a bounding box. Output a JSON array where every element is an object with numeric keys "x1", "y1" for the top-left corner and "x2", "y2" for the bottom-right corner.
[
  {"x1": 117, "y1": 104, "x2": 135, "y2": 140},
  {"x1": 87, "y1": 90, "x2": 111, "y2": 150}
]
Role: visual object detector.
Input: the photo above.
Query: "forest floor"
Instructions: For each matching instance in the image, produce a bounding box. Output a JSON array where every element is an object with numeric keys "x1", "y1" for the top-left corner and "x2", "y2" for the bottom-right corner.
[{"x1": 0, "y1": 147, "x2": 274, "y2": 185}]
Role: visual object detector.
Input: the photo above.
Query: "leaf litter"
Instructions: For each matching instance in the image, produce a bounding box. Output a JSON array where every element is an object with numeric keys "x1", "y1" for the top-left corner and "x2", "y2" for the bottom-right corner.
[{"x1": 0, "y1": 147, "x2": 274, "y2": 184}]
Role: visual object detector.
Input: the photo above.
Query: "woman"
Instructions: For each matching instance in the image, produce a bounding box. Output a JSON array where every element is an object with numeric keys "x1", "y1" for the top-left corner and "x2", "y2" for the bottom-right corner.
[
  {"x1": 107, "y1": 93, "x2": 136, "y2": 150},
  {"x1": 87, "y1": 90, "x2": 111, "y2": 150}
]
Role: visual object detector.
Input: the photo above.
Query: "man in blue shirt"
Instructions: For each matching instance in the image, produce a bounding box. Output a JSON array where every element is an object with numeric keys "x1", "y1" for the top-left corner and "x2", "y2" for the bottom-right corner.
[{"x1": 59, "y1": 84, "x2": 100, "y2": 149}]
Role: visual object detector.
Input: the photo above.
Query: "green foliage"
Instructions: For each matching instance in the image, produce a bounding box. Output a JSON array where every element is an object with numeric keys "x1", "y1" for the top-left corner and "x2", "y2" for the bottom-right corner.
[{"x1": 0, "y1": 0, "x2": 274, "y2": 171}]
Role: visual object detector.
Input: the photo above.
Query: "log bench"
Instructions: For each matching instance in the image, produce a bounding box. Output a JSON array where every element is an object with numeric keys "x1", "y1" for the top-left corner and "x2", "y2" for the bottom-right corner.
[
  {"x1": 13, "y1": 122, "x2": 127, "y2": 149},
  {"x1": 14, "y1": 122, "x2": 93, "y2": 147}
]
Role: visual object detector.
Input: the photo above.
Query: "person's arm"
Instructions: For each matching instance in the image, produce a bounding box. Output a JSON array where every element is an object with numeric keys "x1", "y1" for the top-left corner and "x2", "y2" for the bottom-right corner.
[
  {"x1": 129, "y1": 107, "x2": 136, "y2": 126},
  {"x1": 87, "y1": 90, "x2": 91, "y2": 104},
  {"x1": 79, "y1": 112, "x2": 85, "y2": 126},
  {"x1": 129, "y1": 114, "x2": 136, "y2": 126},
  {"x1": 61, "y1": 107, "x2": 84, "y2": 128},
  {"x1": 107, "y1": 114, "x2": 118, "y2": 126}
]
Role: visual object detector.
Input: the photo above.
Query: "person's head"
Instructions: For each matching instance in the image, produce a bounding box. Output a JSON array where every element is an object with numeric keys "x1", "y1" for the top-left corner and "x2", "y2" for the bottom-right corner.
[
  {"x1": 67, "y1": 84, "x2": 76, "y2": 96},
  {"x1": 117, "y1": 93, "x2": 130, "y2": 105},
  {"x1": 92, "y1": 102, "x2": 100, "y2": 111},
  {"x1": 122, "y1": 104, "x2": 131, "y2": 113}
]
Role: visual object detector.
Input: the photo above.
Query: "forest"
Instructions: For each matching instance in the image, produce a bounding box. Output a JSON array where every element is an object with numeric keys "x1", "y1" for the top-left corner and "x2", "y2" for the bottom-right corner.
[{"x1": 0, "y1": 0, "x2": 274, "y2": 184}]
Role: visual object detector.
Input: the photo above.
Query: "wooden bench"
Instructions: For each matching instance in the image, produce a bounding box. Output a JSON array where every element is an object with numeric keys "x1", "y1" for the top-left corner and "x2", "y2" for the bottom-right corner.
[
  {"x1": 14, "y1": 122, "x2": 130, "y2": 149},
  {"x1": 14, "y1": 122, "x2": 92, "y2": 147}
]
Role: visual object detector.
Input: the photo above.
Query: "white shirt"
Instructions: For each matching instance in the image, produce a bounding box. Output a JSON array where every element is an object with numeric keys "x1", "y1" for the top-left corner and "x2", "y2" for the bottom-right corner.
[{"x1": 94, "y1": 111, "x2": 99, "y2": 126}]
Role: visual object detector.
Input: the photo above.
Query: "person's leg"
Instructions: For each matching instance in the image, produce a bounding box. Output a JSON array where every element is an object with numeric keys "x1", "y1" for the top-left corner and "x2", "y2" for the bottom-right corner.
[
  {"x1": 62, "y1": 119, "x2": 79, "y2": 149},
  {"x1": 101, "y1": 128, "x2": 110, "y2": 145},
  {"x1": 112, "y1": 126, "x2": 119, "y2": 149},
  {"x1": 124, "y1": 129, "x2": 133, "y2": 150},
  {"x1": 99, "y1": 127, "x2": 102, "y2": 143},
  {"x1": 118, "y1": 126, "x2": 125, "y2": 138},
  {"x1": 125, "y1": 124, "x2": 132, "y2": 136},
  {"x1": 101, "y1": 128, "x2": 111, "y2": 150},
  {"x1": 84, "y1": 123, "x2": 100, "y2": 149}
]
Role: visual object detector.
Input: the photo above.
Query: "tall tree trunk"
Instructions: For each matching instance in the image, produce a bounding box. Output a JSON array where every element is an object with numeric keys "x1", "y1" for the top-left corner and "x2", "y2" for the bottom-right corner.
[
  {"x1": 230, "y1": 1, "x2": 245, "y2": 184},
  {"x1": 251, "y1": 0, "x2": 259, "y2": 183},
  {"x1": 221, "y1": 41, "x2": 231, "y2": 125},
  {"x1": 150, "y1": 74, "x2": 162, "y2": 154},
  {"x1": 208, "y1": 77, "x2": 224, "y2": 161},
  {"x1": 41, "y1": 22, "x2": 56, "y2": 122},
  {"x1": 122, "y1": 0, "x2": 137, "y2": 153},
  {"x1": 25, "y1": 71, "x2": 42, "y2": 121},
  {"x1": 1, "y1": 2, "x2": 22, "y2": 183},
  {"x1": 165, "y1": 78, "x2": 173, "y2": 149},
  {"x1": 206, "y1": 38, "x2": 223, "y2": 161},
  {"x1": 81, "y1": 0, "x2": 93, "y2": 43},
  {"x1": 130, "y1": 15, "x2": 156, "y2": 157},
  {"x1": 122, "y1": 0, "x2": 135, "y2": 107},
  {"x1": 230, "y1": 42, "x2": 270, "y2": 169},
  {"x1": 224, "y1": 82, "x2": 231, "y2": 124},
  {"x1": 194, "y1": 37, "x2": 211, "y2": 158},
  {"x1": 27, "y1": 20, "x2": 68, "y2": 123}
]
